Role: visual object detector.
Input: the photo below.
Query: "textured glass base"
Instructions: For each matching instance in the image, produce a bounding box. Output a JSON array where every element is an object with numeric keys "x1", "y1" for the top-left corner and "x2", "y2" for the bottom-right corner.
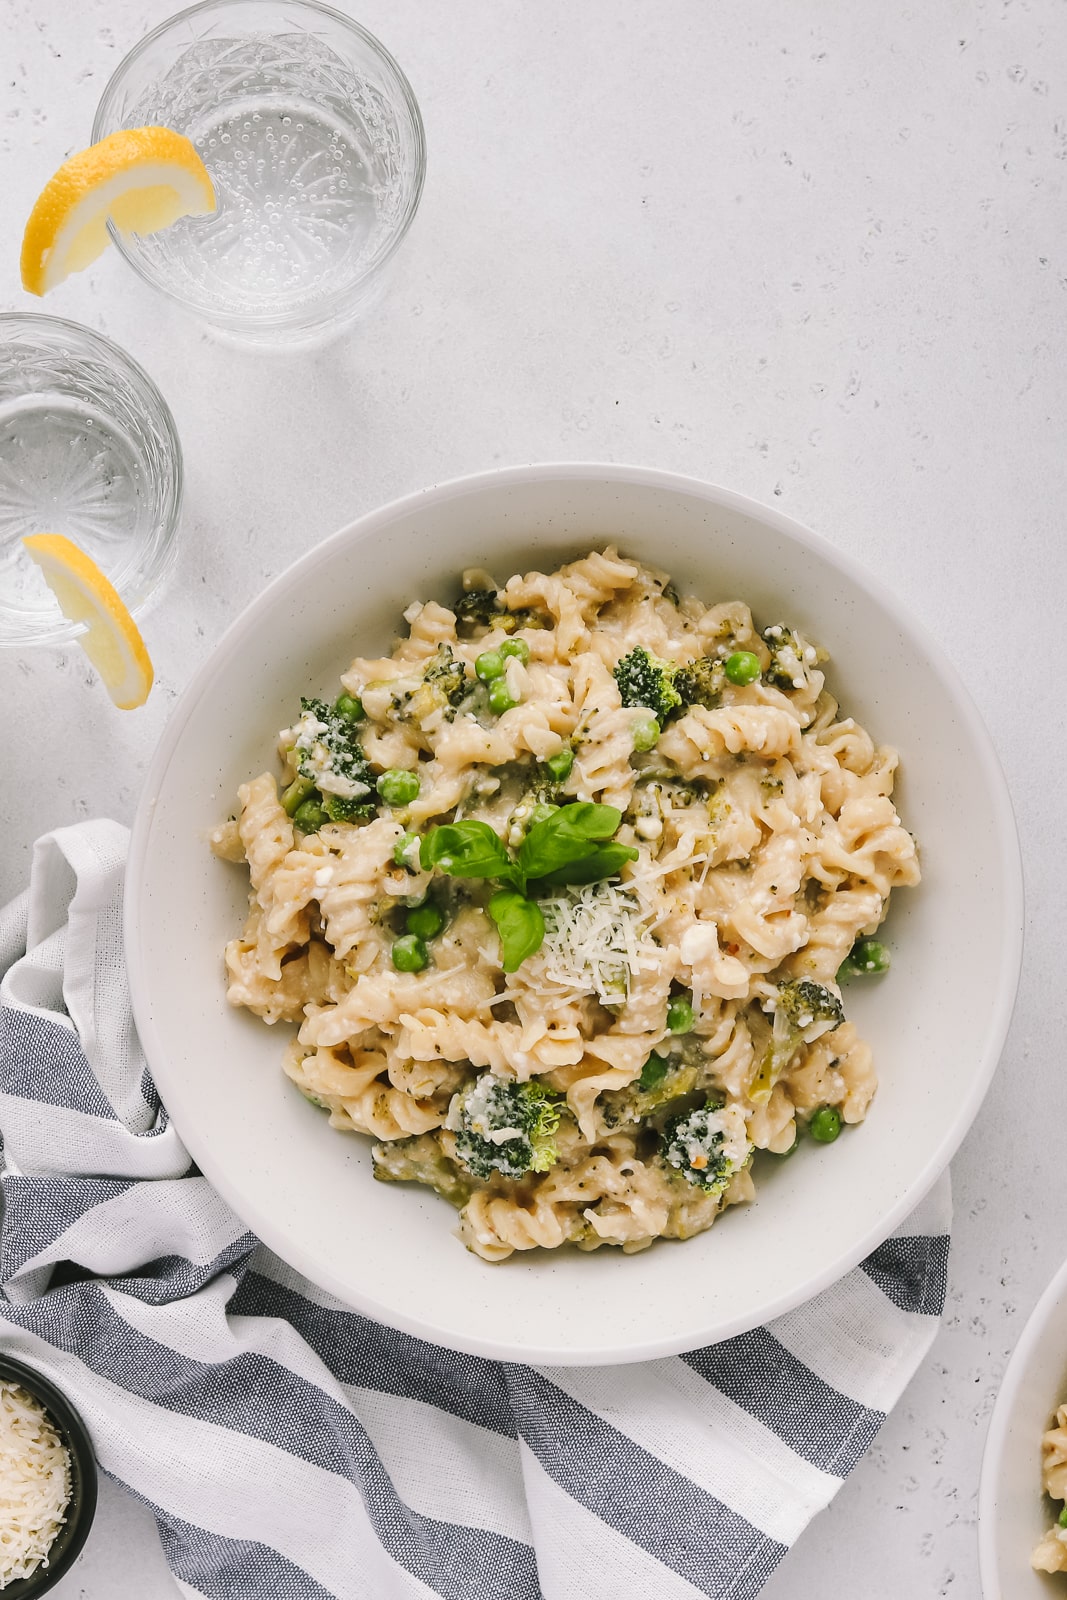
[{"x1": 0, "y1": 317, "x2": 182, "y2": 647}]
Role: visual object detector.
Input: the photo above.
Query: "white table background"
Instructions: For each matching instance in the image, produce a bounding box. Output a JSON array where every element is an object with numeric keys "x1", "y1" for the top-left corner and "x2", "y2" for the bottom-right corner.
[{"x1": 2, "y1": 0, "x2": 1063, "y2": 1594}]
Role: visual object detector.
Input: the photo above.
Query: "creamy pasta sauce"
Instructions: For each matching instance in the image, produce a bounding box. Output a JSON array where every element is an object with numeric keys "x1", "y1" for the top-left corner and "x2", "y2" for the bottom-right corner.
[{"x1": 213, "y1": 550, "x2": 920, "y2": 1260}]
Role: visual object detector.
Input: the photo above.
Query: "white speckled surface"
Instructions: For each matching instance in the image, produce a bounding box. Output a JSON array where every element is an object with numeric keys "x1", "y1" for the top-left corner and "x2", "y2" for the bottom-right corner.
[{"x1": 2, "y1": 0, "x2": 1063, "y2": 1594}]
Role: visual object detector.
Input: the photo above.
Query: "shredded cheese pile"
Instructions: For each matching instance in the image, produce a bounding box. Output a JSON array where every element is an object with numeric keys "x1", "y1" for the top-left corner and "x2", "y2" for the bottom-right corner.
[
  {"x1": 530, "y1": 881, "x2": 661, "y2": 1004},
  {"x1": 0, "y1": 1381, "x2": 72, "y2": 1587}
]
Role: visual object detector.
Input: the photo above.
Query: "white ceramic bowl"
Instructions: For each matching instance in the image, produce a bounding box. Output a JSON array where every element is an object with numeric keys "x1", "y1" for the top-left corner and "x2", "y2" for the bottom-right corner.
[
  {"x1": 980, "y1": 1257, "x2": 1067, "y2": 1598},
  {"x1": 126, "y1": 464, "x2": 1023, "y2": 1364}
]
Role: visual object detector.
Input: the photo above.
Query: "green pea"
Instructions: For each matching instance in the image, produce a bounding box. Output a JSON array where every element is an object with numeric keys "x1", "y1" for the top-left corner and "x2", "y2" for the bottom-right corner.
[
  {"x1": 334, "y1": 691, "x2": 364, "y2": 721},
  {"x1": 499, "y1": 639, "x2": 530, "y2": 663},
  {"x1": 639, "y1": 1052, "x2": 669, "y2": 1090},
  {"x1": 810, "y1": 1106, "x2": 842, "y2": 1144},
  {"x1": 391, "y1": 934, "x2": 429, "y2": 972},
  {"x1": 475, "y1": 649, "x2": 504, "y2": 681},
  {"x1": 489, "y1": 679, "x2": 518, "y2": 714},
  {"x1": 631, "y1": 713, "x2": 661, "y2": 752},
  {"x1": 724, "y1": 650, "x2": 761, "y2": 686},
  {"x1": 840, "y1": 937, "x2": 890, "y2": 977},
  {"x1": 393, "y1": 830, "x2": 418, "y2": 866},
  {"x1": 666, "y1": 994, "x2": 695, "y2": 1033},
  {"x1": 1059, "y1": 1506, "x2": 1067, "y2": 1529},
  {"x1": 544, "y1": 747, "x2": 574, "y2": 781},
  {"x1": 377, "y1": 768, "x2": 421, "y2": 807},
  {"x1": 293, "y1": 797, "x2": 329, "y2": 834},
  {"x1": 407, "y1": 902, "x2": 445, "y2": 940},
  {"x1": 281, "y1": 775, "x2": 316, "y2": 816}
]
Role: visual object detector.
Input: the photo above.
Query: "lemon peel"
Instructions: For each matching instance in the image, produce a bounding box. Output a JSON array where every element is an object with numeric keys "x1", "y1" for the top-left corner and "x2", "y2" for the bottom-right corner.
[
  {"x1": 21, "y1": 534, "x2": 154, "y2": 709},
  {"x1": 21, "y1": 126, "x2": 215, "y2": 295}
]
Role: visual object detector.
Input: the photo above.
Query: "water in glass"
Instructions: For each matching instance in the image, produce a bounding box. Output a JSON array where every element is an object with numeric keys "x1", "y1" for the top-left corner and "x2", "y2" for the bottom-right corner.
[
  {"x1": 0, "y1": 319, "x2": 181, "y2": 645},
  {"x1": 121, "y1": 30, "x2": 411, "y2": 327}
]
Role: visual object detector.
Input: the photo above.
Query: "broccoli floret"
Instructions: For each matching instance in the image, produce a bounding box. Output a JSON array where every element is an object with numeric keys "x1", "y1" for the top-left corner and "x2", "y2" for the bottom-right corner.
[
  {"x1": 632, "y1": 773, "x2": 718, "y2": 810},
  {"x1": 422, "y1": 643, "x2": 469, "y2": 707},
  {"x1": 497, "y1": 607, "x2": 547, "y2": 634},
  {"x1": 662, "y1": 1101, "x2": 752, "y2": 1195},
  {"x1": 371, "y1": 1132, "x2": 472, "y2": 1208},
  {"x1": 289, "y1": 697, "x2": 376, "y2": 822},
  {"x1": 775, "y1": 978, "x2": 844, "y2": 1039},
  {"x1": 615, "y1": 647, "x2": 730, "y2": 723},
  {"x1": 454, "y1": 589, "x2": 547, "y2": 638},
  {"x1": 454, "y1": 588, "x2": 502, "y2": 629},
  {"x1": 377, "y1": 645, "x2": 473, "y2": 726},
  {"x1": 599, "y1": 1054, "x2": 699, "y2": 1129},
  {"x1": 751, "y1": 978, "x2": 845, "y2": 1101},
  {"x1": 613, "y1": 646, "x2": 683, "y2": 723},
  {"x1": 761, "y1": 624, "x2": 810, "y2": 692},
  {"x1": 446, "y1": 1073, "x2": 563, "y2": 1180},
  {"x1": 674, "y1": 654, "x2": 726, "y2": 710}
]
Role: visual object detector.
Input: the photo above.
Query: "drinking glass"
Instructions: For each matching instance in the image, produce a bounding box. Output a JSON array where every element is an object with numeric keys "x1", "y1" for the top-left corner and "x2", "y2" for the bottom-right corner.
[
  {"x1": 92, "y1": 0, "x2": 426, "y2": 347},
  {"x1": 0, "y1": 315, "x2": 182, "y2": 646}
]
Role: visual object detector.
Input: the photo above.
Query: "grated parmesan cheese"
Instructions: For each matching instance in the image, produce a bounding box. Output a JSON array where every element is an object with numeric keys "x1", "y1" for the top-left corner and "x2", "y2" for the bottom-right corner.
[
  {"x1": 0, "y1": 1381, "x2": 72, "y2": 1587},
  {"x1": 526, "y1": 881, "x2": 661, "y2": 1005}
]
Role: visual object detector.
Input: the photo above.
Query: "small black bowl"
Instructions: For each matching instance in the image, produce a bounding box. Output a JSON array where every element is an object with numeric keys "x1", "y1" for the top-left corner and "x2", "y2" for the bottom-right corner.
[{"x1": 0, "y1": 1355, "x2": 98, "y2": 1597}]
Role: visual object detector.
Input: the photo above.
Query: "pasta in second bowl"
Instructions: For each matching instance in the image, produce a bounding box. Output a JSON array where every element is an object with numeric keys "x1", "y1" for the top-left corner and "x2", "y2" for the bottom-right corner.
[
  {"x1": 980, "y1": 1254, "x2": 1067, "y2": 1599},
  {"x1": 127, "y1": 465, "x2": 1021, "y2": 1362}
]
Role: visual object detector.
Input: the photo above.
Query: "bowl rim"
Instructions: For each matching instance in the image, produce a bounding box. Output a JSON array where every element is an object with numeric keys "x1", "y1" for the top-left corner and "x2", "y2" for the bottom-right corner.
[
  {"x1": 978, "y1": 1252, "x2": 1067, "y2": 1597},
  {"x1": 125, "y1": 461, "x2": 1025, "y2": 1363},
  {"x1": 0, "y1": 1353, "x2": 99, "y2": 1596}
]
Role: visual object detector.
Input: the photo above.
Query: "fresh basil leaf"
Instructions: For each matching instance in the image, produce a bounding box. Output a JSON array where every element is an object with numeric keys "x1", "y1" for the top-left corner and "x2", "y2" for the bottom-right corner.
[
  {"x1": 488, "y1": 890, "x2": 546, "y2": 972},
  {"x1": 420, "y1": 822, "x2": 515, "y2": 882},
  {"x1": 517, "y1": 802, "x2": 623, "y2": 880},
  {"x1": 534, "y1": 842, "x2": 639, "y2": 887},
  {"x1": 551, "y1": 801, "x2": 621, "y2": 841}
]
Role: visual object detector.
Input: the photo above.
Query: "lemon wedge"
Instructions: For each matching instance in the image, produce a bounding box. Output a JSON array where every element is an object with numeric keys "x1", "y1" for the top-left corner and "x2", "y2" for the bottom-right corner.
[
  {"x1": 22, "y1": 534, "x2": 154, "y2": 709},
  {"x1": 21, "y1": 126, "x2": 216, "y2": 296}
]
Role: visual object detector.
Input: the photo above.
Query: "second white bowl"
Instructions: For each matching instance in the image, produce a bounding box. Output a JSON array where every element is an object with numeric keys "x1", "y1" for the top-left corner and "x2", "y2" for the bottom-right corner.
[{"x1": 981, "y1": 1257, "x2": 1067, "y2": 1598}]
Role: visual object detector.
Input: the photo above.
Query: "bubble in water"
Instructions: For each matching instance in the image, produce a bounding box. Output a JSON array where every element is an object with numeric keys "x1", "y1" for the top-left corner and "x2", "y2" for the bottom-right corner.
[{"x1": 118, "y1": 40, "x2": 397, "y2": 319}]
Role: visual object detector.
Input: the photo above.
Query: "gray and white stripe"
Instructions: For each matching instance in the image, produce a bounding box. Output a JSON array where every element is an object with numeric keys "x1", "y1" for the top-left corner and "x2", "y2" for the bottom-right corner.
[{"x1": 0, "y1": 822, "x2": 951, "y2": 1600}]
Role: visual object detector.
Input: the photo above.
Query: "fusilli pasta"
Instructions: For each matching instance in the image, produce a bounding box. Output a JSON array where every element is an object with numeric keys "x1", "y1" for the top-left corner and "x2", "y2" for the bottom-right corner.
[
  {"x1": 1033, "y1": 1401, "x2": 1067, "y2": 1573},
  {"x1": 213, "y1": 551, "x2": 920, "y2": 1261}
]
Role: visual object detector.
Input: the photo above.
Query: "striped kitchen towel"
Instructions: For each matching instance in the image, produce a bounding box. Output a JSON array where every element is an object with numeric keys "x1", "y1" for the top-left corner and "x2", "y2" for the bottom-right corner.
[{"x1": 0, "y1": 820, "x2": 950, "y2": 1600}]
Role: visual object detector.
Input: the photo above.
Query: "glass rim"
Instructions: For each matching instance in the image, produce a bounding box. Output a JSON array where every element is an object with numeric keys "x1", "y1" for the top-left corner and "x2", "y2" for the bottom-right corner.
[
  {"x1": 90, "y1": 0, "x2": 428, "y2": 334},
  {"x1": 0, "y1": 311, "x2": 184, "y2": 648}
]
